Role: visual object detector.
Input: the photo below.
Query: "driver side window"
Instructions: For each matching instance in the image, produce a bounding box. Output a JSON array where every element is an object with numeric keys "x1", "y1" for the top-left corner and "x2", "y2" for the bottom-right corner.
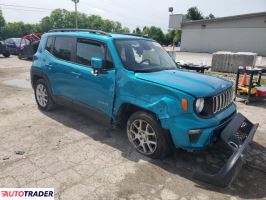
[
  {"x1": 76, "y1": 39, "x2": 104, "y2": 67},
  {"x1": 76, "y1": 39, "x2": 114, "y2": 69}
]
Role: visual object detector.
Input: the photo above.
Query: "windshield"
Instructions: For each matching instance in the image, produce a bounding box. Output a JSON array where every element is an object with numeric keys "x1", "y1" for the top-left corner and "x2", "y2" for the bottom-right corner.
[
  {"x1": 114, "y1": 39, "x2": 177, "y2": 72},
  {"x1": 12, "y1": 38, "x2": 21, "y2": 45}
]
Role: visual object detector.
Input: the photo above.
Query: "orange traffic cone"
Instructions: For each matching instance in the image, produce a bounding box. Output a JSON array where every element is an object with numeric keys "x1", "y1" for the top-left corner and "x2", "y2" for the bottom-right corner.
[{"x1": 240, "y1": 73, "x2": 248, "y2": 87}]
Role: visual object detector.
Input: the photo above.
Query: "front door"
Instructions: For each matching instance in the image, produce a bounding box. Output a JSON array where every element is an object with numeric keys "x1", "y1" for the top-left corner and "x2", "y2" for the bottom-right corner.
[{"x1": 71, "y1": 38, "x2": 116, "y2": 117}]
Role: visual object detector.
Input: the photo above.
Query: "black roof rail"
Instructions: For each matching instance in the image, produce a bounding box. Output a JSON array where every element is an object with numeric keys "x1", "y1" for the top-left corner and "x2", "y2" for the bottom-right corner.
[
  {"x1": 48, "y1": 29, "x2": 111, "y2": 37},
  {"x1": 112, "y1": 33, "x2": 150, "y2": 39}
]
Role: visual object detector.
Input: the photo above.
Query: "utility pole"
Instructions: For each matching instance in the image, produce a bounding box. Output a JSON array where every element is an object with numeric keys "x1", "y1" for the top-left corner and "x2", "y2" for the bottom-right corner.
[{"x1": 72, "y1": 0, "x2": 79, "y2": 29}]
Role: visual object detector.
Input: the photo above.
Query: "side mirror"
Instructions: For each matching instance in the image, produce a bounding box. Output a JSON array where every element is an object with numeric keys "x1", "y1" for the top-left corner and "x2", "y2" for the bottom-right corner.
[{"x1": 91, "y1": 57, "x2": 104, "y2": 70}]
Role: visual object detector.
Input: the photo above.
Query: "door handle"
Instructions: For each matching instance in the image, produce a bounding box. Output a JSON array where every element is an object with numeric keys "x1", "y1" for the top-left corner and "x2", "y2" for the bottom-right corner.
[{"x1": 71, "y1": 71, "x2": 81, "y2": 77}]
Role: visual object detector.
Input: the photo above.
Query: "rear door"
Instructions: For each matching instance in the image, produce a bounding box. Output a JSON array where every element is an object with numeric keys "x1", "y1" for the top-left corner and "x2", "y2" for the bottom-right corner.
[{"x1": 44, "y1": 36, "x2": 77, "y2": 100}]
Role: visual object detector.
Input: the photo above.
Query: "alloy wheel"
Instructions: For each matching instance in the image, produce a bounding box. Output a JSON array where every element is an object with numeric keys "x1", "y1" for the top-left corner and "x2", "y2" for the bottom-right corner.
[
  {"x1": 127, "y1": 119, "x2": 157, "y2": 155},
  {"x1": 36, "y1": 83, "x2": 48, "y2": 107}
]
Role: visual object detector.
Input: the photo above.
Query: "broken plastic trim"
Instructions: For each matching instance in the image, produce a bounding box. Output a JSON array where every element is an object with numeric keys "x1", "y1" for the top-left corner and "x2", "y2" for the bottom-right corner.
[{"x1": 193, "y1": 113, "x2": 259, "y2": 187}]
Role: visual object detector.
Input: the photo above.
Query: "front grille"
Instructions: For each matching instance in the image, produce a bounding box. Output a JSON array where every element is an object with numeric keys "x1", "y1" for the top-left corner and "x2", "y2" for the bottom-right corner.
[
  {"x1": 212, "y1": 88, "x2": 234, "y2": 114},
  {"x1": 199, "y1": 87, "x2": 234, "y2": 117}
]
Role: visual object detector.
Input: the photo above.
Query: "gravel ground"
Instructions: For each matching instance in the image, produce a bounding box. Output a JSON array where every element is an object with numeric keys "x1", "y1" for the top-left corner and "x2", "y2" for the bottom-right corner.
[{"x1": 0, "y1": 55, "x2": 266, "y2": 200}]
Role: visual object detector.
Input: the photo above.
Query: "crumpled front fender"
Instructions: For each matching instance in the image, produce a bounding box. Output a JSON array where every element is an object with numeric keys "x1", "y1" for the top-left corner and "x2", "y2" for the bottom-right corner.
[{"x1": 114, "y1": 94, "x2": 191, "y2": 121}]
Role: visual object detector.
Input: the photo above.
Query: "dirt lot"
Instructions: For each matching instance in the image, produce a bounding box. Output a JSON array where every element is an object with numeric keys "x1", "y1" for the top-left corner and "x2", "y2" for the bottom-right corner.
[{"x1": 0, "y1": 55, "x2": 266, "y2": 200}]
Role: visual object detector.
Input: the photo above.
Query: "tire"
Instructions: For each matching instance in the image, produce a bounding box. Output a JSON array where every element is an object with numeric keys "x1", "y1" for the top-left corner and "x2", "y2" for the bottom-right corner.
[
  {"x1": 3, "y1": 51, "x2": 10, "y2": 57},
  {"x1": 34, "y1": 79, "x2": 56, "y2": 111},
  {"x1": 127, "y1": 111, "x2": 172, "y2": 159}
]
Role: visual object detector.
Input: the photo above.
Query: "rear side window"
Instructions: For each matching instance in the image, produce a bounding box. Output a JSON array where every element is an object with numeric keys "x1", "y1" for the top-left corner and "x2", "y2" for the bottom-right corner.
[
  {"x1": 76, "y1": 39, "x2": 105, "y2": 66},
  {"x1": 53, "y1": 37, "x2": 75, "y2": 62},
  {"x1": 45, "y1": 37, "x2": 55, "y2": 53}
]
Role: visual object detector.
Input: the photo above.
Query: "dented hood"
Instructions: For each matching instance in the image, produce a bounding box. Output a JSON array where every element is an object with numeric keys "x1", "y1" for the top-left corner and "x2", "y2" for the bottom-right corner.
[{"x1": 135, "y1": 70, "x2": 232, "y2": 97}]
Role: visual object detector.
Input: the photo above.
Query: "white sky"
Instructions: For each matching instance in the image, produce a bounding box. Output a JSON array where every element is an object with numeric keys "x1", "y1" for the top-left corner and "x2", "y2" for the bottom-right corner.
[{"x1": 0, "y1": 0, "x2": 266, "y2": 31}]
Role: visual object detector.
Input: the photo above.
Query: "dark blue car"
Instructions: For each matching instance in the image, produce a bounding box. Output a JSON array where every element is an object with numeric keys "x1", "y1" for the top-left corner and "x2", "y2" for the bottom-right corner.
[{"x1": 4, "y1": 38, "x2": 21, "y2": 55}]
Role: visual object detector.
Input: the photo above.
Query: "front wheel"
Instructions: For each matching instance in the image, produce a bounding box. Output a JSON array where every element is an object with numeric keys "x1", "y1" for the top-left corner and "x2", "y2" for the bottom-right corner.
[
  {"x1": 127, "y1": 111, "x2": 172, "y2": 159},
  {"x1": 3, "y1": 51, "x2": 10, "y2": 57}
]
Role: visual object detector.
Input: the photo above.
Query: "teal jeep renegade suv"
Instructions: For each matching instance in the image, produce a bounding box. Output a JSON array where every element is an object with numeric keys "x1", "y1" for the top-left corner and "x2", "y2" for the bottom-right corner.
[{"x1": 31, "y1": 29, "x2": 258, "y2": 187}]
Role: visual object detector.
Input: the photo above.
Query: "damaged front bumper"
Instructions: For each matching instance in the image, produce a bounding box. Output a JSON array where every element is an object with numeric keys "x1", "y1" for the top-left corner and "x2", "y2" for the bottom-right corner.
[{"x1": 193, "y1": 113, "x2": 259, "y2": 187}]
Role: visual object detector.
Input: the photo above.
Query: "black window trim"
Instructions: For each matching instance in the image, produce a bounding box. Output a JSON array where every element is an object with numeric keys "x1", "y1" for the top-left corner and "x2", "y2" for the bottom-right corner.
[
  {"x1": 45, "y1": 35, "x2": 76, "y2": 64},
  {"x1": 53, "y1": 36, "x2": 76, "y2": 62},
  {"x1": 45, "y1": 36, "x2": 55, "y2": 55},
  {"x1": 44, "y1": 35, "x2": 115, "y2": 70},
  {"x1": 75, "y1": 37, "x2": 115, "y2": 70}
]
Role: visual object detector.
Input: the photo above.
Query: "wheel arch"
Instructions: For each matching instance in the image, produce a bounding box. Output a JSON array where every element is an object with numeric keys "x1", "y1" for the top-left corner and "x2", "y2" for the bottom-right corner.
[
  {"x1": 31, "y1": 69, "x2": 50, "y2": 88},
  {"x1": 116, "y1": 103, "x2": 158, "y2": 127},
  {"x1": 31, "y1": 69, "x2": 54, "y2": 99},
  {"x1": 115, "y1": 102, "x2": 175, "y2": 148}
]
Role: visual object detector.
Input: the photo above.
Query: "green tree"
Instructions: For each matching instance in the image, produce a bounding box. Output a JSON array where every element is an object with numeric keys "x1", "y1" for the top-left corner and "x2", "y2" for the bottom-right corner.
[
  {"x1": 186, "y1": 7, "x2": 204, "y2": 20},
  {"x1": 39, "y1": 9, "x2": 130, "y2": 33},
  {"x1": 0, "y1": 10, "x2": 5, "y2": 29},
  {"x1": 1, "y1": 22, "x2": 40, "y2": 39},
  {"x1": 0, "y1": 8, "x2": 131, "y2": 39},
  {"x1": 206, "y1": 13, "x2": 215, "y2": 19},
  {"x1": 120, "y1": 27, "x2": 130, "y2": 33},
  {"x1": 132, "y1": 27, "x2": 142, "y2": 35},
  {"x1": 173, "y1": 31, "x2": 181, "y2": 44},
  {"x1": 142, "y1": 26, "x2": 164, "y2": 43},
  {"x1": 164, "y1": 30, "x2": 181, "y2": 46},
  {"x1": 40, "y1": 17, "x2": 52, "y2": 32},
  {"x1": 0, "y1": 9, "x2": 6, "y2": 39}
]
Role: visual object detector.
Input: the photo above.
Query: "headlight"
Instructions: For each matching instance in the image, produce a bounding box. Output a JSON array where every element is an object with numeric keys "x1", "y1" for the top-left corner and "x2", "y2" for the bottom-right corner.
[{"x1": 195, "y1": 98, "x2": 205, "y2": 113}]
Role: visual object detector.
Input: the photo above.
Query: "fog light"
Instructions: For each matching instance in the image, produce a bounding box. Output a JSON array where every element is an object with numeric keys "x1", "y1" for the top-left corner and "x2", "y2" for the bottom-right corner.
[{"x1": 189, "y1": 129, "x2": 202, "y2": 143}]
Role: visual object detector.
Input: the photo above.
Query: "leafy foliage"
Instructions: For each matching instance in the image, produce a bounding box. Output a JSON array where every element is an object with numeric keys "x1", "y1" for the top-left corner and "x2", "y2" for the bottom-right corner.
[
  {"x1": 0, "y1": 9, "x2": 6, "y2": 39},
  {"x1": 1, "y1": 22, "x2": 40, "y2": 39},
  {"x1": 206, "y1": 13, "x2": 215, "y2": 19},
  {"x1": 186, "y1": 7, "x2": 204, "y2": 20},
  {"x1": 0, "y1": 8, "x2": 181, "y2": 45},
  {"x1": 186, "y1": 7, "x2": 215, "y2": 20},
  {"x1": 132, "y1": 27, "x2": 181, "y2": 46},
  {"x1": 0, "y1": 9, "x2": 129, "y2": 39},
  {"x1": 39, "y1": 9, "x2": 130, "y2": 33},
  {"x1": 0, "y1": 10, "x2": 5, "y2": 29}
]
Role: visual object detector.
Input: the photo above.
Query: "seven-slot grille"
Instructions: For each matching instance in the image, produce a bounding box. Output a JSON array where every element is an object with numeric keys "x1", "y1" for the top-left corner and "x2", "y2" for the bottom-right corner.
[{"x1": 212, "y1": 88, "x2": 234, "y2": 114}]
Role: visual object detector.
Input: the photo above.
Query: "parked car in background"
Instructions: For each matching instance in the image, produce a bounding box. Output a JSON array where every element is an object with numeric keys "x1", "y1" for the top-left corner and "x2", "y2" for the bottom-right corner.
[
  {"x1": 0, "y1": 41, "x2": 11, "y2": 57},
  {"x1": 18, "y1": 33, "x2": 42, "y2": 60},
  {"x1": 4, "y1": 38, "x2": 21, "y2": 55}
]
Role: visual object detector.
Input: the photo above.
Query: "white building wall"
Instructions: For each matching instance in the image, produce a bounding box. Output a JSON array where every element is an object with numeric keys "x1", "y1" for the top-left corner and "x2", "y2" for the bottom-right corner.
[
  {"x1": 181, "y1": 28, "x2": 266, "y2": 56},
  {"x1": 180, "y1": 15, "x2": 266, "y2": 56}
]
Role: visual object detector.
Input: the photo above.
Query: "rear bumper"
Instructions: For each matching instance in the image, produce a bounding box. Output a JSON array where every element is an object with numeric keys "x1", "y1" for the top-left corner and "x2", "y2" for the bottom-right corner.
[{"x1": 193, "y1": 113, "x2": 258, "y2": 187}]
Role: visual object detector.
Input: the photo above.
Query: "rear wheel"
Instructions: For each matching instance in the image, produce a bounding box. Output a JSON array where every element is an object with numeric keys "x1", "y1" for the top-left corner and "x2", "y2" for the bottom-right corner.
[
  {"x1": 34, "y1": 79, "x2": 56, "y2": 111},
  {"x1": 127, "y1": 111, "x2": 172, "y2": 159}
]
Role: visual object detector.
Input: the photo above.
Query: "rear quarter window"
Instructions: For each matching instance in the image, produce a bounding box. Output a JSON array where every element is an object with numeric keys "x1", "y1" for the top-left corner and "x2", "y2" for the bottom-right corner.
[
  {"x1": 53, "y1": 36, "x2": 75, "y2": 62},
  {"x1": 45, "y1": 36, "x2": 55, "y2": 53}
]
